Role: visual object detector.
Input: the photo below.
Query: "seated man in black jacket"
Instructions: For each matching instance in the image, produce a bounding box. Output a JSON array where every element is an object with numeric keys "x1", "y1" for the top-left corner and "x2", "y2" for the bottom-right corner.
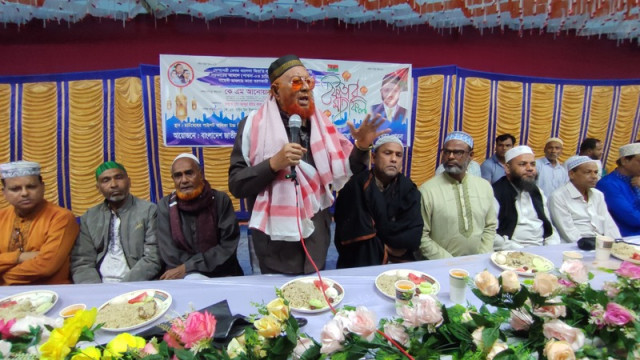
[{"x1": 334, "y1": 135, "x2": 423, "y2": 268}]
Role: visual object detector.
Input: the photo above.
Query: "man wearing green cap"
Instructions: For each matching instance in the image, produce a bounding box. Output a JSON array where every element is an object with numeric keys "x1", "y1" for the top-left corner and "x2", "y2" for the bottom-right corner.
[
  {"x1": 71, "y1": 161, "x2": 161, "y2": 283},
  {"x1": 228, "y1": 54, "x2": 387, "y2": 274}
]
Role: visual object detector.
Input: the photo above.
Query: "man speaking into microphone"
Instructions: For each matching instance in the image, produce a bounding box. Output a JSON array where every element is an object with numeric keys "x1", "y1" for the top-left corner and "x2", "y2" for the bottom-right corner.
[{"x1": 228, "y1": 55, "x2": 387, "y2": 274}]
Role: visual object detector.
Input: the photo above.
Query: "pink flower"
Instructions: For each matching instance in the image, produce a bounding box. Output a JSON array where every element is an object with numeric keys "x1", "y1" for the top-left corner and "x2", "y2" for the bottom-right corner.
[
  {"x1": 399, "y1": 295, "x2": 442, "y2": 328},
  {"x1": 163, "y1": 332, "x2": 183, "y2": 350},
  {"x1": 533, "y1": 273, "x2": 559, "y2": 297},
  {"x1": 500, "y1": 270, "x2": 521, "y2": 293},
  {"x1": 141, "y1": 342, "x2": 158, "y2": 355},
  {"x1": 558, "y1": 279, "x2": 576, "y2": 288},
  {"x1": 475, "y1": 270, "x2": 500, "y2": 297},
  {"x1": 180, "y1": 311, "x2": 216, "y2": 348},
  {"x1": 603, "y1": 303, "x2": 634, "y2": 327},
  {"x1": 588, "y1": 304, "x2": 606, "y2": 328},
  {"x1": 414, "y1": 295, "x2": 443, "y2": 327},
  {"x1": 615, "y1": 261, "x2": 640, "y2": 280},
  {"x1": 346, "y1": 307, "x2": 376, "y2": 341},
  {"x1": 292, "y1": 337, "x2": 314, "y2": 360},
  {"x1": 320, "y1": 318, "x2": 345, "y2": 354},
  {"x1": 560, "y1": 260, "x2": 589, "y2": 284},
  {"x1": 544, "y1": 340, "x2": 576, "y2": 360},
  {"x1": 542, "y1": 319, "x2": 585, "y2": 351},
  {"x1": 0, "y1": 319, "x2": 15, "y2": 340},
  {"x1": 602, "y1": 282, "x2": 620, "y2": 298},
  {"x1": 510, "y1": 309, "x2": 533, "y2": 331},
  {"x1": 533, "y1": 299, "x2": 567, "y2": 319},
  {"x1": 383, "y1": 322, "x2": 409, "y2": 346}
]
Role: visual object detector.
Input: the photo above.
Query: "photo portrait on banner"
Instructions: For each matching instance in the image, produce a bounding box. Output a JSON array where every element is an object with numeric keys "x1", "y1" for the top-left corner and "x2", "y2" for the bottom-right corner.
[{"x1": 160, "y1": 55, "x2": 412, "y2": 147}]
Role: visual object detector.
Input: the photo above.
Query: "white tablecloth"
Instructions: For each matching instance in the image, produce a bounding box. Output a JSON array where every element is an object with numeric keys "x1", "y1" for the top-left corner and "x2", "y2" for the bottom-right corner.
[{"x1": 0, "y1": 243, "x2": 620, "y2": 344}]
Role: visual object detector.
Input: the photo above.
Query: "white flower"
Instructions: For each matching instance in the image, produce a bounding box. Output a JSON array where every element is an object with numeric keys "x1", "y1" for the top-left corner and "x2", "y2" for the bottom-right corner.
[{"x1": 0, "y1": 340, "x2": 11, "y2": 358}]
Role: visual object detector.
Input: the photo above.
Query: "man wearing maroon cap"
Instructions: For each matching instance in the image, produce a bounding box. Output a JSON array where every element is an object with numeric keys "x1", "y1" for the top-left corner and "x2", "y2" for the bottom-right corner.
[{"x1": 228, "y1": 55, "x2": 387, "y2": 274}]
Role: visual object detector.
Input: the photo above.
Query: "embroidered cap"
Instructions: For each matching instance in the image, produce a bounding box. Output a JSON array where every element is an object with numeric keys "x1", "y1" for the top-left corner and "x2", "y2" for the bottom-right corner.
[
  {"x1": 95, "y1": 161, "x2": 126, "y2": 180},
  {"x1": 545, "y1": 137, "x2": 564, "y2": 146},
  {"x1": 0, "y1": 161, "x2": 41, "y2": 179},
  {"x1": 565, "y1": 155, "x2": 597, "y2": 171},
  {"x1": 373, "y1": 135, "x2": 404, "y2": 151},
  {"x1": 268, "y1": 55, "x2": 305, "y2": 84},
  {"x1": 619, "y1": 143, "x2": 640, "y2": 158},
  {"x1": 172, "y1": 153, "x2": 200, "y2": 166},
  {"x1": 505, "y1": 145, "x2": 534, "y2": 163},
  {"x1": 443, "y1": 131, "x2": 474, "y2": 149}
]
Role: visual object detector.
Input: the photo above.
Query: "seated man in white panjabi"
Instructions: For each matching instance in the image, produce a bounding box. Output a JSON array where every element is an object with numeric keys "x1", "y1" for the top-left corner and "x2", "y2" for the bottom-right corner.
[
  {"x1": 493, "y1": 145, "x2": 561, "y2": 250},
  {"x1": 548, "y1": 155, "x2": 621, "y2": 243}
]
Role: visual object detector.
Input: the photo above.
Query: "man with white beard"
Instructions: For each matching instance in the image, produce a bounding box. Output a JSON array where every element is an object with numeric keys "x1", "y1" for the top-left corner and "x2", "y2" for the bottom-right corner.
[
  {"x1": 416, "y1": 131, "x2": 497, "y2": 260},
  {"x1": 492, "y1": 146, "x2": 560, "y2": 249}
]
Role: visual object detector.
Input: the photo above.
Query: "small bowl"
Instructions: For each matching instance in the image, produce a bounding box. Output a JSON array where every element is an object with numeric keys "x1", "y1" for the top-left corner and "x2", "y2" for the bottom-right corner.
[
  {"x1": 562, "y1": 251, "x2": 584, "y2": 262},
  {"x1": 59, "y1": 304, "x2": 86, "y2": 318}
]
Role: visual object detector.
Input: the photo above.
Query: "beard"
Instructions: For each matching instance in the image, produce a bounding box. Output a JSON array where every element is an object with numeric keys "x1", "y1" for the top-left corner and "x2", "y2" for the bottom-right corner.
[
  {"x1": 176, "y1": 182, "x2": 204, "y2": 201},
  {"x1": 285, "y1": 99, "x2": 316, "y2": 119},
  {"x1": 443, "y1": 159, "x2": 469, "y2": 175},
  {"x1": 510, "y1": 174, "x2": 538, "y2": 192}
]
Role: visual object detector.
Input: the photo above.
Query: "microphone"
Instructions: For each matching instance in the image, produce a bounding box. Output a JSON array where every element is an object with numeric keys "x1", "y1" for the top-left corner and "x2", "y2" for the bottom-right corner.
[{"x1": 286, "y1": 114, "x2": 302, "y2": 181}]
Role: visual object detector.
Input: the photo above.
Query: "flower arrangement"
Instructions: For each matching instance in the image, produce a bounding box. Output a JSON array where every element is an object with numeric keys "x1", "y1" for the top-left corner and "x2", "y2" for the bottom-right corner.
[{"x1": 2, "y1": 260, "x2": 640, "y2": 360}]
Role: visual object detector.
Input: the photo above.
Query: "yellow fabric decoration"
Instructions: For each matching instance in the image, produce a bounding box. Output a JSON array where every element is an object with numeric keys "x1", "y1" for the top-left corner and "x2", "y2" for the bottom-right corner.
[
  {"x1": 21, "y1": 82, "x2": 60, "y2": 205},
  {"x1": 461, "y1": 78, "x2": 491, "y2": 164},
  {"x1": 68, "y1": 80, "x2": 106, "y2": 216},
  {"x1": 409, "y1": 74, "x2": 446, "y2": 186}
]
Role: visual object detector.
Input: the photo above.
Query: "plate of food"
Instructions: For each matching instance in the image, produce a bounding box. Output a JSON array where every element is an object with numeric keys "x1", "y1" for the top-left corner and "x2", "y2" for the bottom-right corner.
[
  {"x1": 491, "y1": 251, "x2": 555, "y2": 276},
  {"x1": 611, "y1": 242, "x2": 640, "y2": 265},
  {"x1": 96, "y1": 289, "x2": 172, "y2": 332},
  {"x1": 0, "y1": 290, "x2": 58, "y2": 321},
  {"x1": 280, "y1": 277, "x2": 344, "y2": 314},
  {"x1": 375, "y1": 269, "x2": 440, "y2": 300}
]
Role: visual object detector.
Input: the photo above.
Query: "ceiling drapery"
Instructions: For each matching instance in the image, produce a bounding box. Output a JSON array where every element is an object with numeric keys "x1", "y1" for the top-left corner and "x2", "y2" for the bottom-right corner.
[{"x1": 1, "y1": 0, "x2": 639, "y2": 41}]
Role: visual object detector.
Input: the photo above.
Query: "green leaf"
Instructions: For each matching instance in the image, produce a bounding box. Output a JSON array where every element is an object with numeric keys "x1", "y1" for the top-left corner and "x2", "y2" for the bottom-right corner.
[
  {"x1": 481, "y1": 327, "x2": 499, "y2": 350},
  {"x1": 174, "y1": 349, "x2": 196, "y2": 360}
]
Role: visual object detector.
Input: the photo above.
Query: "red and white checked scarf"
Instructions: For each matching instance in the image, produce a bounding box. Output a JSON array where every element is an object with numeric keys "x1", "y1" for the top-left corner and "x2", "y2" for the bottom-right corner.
[{"x1": 241, "y1": 97, "x2": 353, "y2": 241}]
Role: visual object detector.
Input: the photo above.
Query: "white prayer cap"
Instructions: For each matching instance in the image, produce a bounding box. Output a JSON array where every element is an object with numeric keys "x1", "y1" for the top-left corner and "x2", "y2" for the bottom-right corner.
[
  {"x1": 172, "y1": 153, "x2": 200, "y2": 166},
  {"x1": 619, "y1": 143, "x2": 640, "y2": 158},
  {"x1": 373, "y1": 135, "x2": 403, "y2": 151},
  {"x1": 0, "y1": 161, "x2": 41, "y2": 179},
  {"x1": 505, "y1": 145, "x2": 534, "y2": 163},
  {"x1": 444, "y1": 131, "x2": 474, "y2": 149},
  {"x1": 545, "y1": 137, "x2": 564, "y2": 146},
  {"x1": 565, "y1": 155, "x2": 597, "y2": 171}
]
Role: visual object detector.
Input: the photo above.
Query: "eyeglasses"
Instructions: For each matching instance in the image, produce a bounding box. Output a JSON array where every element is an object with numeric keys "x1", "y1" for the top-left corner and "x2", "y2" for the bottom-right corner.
[
  {"x1": 288, "y1": 76, "x2": 315, "y2": 91},
  {"x1": 442, "y1": 149, "x2": 469, "y2": 158}
]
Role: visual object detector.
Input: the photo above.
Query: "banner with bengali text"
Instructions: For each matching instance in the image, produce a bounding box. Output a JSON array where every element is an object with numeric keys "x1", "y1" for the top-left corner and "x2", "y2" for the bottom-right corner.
[{"x1": 160, "y1": 55, "x2": 412, "y2": 146}]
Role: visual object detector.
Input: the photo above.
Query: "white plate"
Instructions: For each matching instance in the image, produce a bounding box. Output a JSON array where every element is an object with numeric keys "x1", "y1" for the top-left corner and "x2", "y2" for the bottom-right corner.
[
  {"x1": 374, "y1": 269, "x2": 440, "y2": 300},
  {"x1": 0, "y1": 290, "x2": 58, "y2": 320},
  {"x1": 611, "y1": 242, "x2": 640, "y2": 265},
  {"x1": 97, "y1": 289, "x2": 172, "y2": 332},
  {"x1": 490, "y1": 251, "x2": 555, "y2": 276},
  {"x1": 281, "y1": 277, "x2": 344, "y2": 314}
]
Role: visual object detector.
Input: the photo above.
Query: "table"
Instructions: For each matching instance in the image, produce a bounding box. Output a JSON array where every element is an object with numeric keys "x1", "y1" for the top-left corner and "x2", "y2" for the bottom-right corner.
[{"x1": 0, "y1": 243, "x2": 621, "y2": 344}]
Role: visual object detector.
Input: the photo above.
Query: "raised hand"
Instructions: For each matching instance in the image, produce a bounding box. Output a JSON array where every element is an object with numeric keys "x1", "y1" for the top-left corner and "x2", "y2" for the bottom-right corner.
[{"x1": 347, "y1": 113, "x2": 391, "y2": 149}]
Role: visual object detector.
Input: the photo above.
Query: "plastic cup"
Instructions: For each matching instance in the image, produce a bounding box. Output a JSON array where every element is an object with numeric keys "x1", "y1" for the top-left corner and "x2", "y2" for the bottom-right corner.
[
  {"x1": 449, "y1": 269, "x2": 469, "y2": 304},
  {"x1": 394, "y1": 280, "x2": 416, "y2": 315},
  {"x1": 595, "y1": 235, "x2": 614, "y2": 262}
]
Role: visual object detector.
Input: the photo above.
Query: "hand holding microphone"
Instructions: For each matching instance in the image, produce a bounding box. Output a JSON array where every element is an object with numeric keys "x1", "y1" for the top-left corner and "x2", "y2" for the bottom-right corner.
[{"x1": 268, "y1": 114, "x2": 307, "y2": 177}]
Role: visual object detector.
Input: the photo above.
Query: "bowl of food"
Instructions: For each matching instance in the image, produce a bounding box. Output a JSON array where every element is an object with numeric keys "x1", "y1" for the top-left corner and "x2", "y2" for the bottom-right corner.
[{"x1": 59, "y1": 304, "x2": 86, "y2": 318}]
